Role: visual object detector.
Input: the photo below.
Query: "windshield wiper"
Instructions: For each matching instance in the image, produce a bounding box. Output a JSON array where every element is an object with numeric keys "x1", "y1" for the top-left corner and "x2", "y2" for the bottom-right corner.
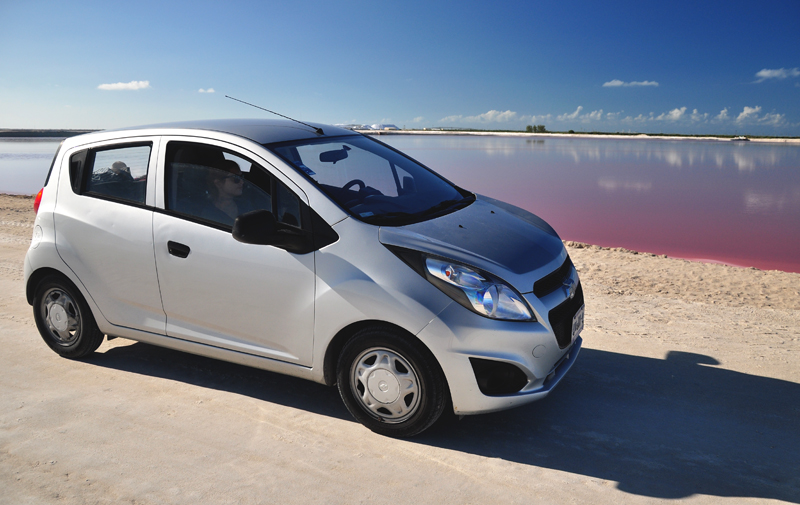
[
  {"x1": 415, "y1": 196, "x2": 473, "y2": 219},
  {"x1": 360, "y1": 211, "x2": 413, "y2": 225},
  {"x1": 360, "y1": 195, "x2": 475, "y2": 226}
]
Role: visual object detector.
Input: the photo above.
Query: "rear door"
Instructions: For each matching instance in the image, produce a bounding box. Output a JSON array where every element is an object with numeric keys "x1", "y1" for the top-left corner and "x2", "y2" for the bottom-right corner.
[
  {"x1": 54, "y1": 138, "x2": 166, "y2": 334},
  {"x1": 151, "y1": 137, "x2": 316, "y2": 365}
]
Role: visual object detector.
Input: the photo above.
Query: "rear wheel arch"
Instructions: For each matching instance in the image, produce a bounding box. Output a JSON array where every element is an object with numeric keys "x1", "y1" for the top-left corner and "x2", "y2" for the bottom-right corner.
[
  {"x1": 27, "y1": 267, "x2": 69, "y2": 305},
  {"x1": 32, "y1": 272, "x2": 105, "y2": 359}
]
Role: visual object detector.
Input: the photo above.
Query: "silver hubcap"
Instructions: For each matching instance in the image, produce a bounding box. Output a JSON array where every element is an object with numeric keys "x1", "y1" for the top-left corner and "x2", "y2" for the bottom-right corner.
[
  {"x1": 42, "y1": 288, "x2": 80, "y2": 346},
  {"x1": 351, "y1": 347, "x2": 420, "y2": 423}
]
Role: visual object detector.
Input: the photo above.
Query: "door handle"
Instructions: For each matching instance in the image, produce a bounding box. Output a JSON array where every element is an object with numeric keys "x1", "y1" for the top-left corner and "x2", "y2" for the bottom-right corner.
[{"x1": 167, "y1": 241, "x2": 191, "y2": 258}]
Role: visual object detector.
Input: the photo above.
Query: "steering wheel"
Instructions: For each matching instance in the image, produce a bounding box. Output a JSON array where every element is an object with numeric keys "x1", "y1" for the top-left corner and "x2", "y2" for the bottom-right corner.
[{"x1": 342, "y1": 179, "x2": 365, "y2": 192}]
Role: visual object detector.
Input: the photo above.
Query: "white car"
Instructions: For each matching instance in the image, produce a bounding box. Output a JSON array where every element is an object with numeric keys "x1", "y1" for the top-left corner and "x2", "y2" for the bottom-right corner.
[{"x1": 25, "y1": 119, "x2": 584, "y2": 437}]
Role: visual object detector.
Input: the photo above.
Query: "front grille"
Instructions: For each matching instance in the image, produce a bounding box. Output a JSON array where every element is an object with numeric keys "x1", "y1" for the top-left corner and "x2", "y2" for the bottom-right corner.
[
  {"x1": 548, "y1": 283, "x2": 584, "y2": 349},
  {"x1": 534, "y1": 256, "x2": 574, "y2": 298}
]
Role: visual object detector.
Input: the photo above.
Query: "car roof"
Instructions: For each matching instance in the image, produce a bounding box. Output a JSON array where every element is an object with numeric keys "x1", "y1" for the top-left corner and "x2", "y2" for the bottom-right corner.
[{"x1": 108, "y1": 118, "x2": 359, "y2": 145}]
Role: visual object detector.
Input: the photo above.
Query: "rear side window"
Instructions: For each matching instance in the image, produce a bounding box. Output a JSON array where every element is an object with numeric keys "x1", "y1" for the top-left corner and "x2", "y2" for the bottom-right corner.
[{"x1": 83, "y1": 144, "x2": 151, "y2": 204}]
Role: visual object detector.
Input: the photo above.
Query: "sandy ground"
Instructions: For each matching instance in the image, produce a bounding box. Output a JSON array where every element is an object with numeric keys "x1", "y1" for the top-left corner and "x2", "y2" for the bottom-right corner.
[{"x1": 1, "y1": 194, "x2": 798, "y2": 504}]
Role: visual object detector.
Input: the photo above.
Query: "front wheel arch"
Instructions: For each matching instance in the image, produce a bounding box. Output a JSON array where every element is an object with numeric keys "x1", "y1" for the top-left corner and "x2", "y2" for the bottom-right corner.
[
  {"x1": 322, "y1": 320, "x2": 438, "y2": 387},
  {"x1": 335, "y1": 324, "x2": 450, "y2": 437}
]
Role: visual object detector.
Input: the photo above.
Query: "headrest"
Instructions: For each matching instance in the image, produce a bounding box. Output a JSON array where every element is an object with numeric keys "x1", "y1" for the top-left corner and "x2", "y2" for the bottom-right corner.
[{"x1": 172, "y1": 145, "x2": 227, "y2": 170}]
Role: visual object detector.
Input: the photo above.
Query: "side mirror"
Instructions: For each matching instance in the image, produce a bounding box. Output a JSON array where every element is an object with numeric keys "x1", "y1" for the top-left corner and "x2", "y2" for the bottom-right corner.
[{"x1": 232, "y1": 209, "x2": 277, "y2": 245}]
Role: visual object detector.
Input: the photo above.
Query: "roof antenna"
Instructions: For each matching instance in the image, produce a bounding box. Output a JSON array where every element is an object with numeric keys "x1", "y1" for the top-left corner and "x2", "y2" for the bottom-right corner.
[{"x1": 225, "y1": 95, "x2": 324, "y2": 135}]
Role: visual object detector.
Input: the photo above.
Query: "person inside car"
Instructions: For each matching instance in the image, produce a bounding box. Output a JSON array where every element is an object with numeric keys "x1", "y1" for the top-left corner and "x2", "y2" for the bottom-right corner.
[
  {"x1": 109, "y1": 161, "x2": 134, "y2": 181},
  {"x1": 202, "y1": 159, "x2": 251, "y2": 225}
]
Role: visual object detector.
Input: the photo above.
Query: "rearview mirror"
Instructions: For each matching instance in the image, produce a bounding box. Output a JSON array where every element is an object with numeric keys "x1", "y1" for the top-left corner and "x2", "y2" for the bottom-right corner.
[{"x1": 319, "y1": 145, "x2": 351, "y2": 164}]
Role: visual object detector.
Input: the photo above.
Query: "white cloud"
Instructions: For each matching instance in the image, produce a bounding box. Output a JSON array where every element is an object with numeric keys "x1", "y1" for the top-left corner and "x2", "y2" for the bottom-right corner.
[
  {"x1": 715, "y1": 108, "x2": 730, "y2": 121},
  {"x1": 198, "y1": 88, "x2": 215, "y2": 93},
  {"x1": 520, "y1": 114, "x2": 552, "y2": 123},
  {"x1": 630, "y1": 113, "x2": 651, "y2": 122},
  {"x1": 555, "y1": 106, "x2": 606, "y2": 123},
  {"x1": 758, "y1": 112, "x2": 786, "y2": 126},
  {"x1": 557, "y1": 106, "x2": 583, "y2": 121},
  {"x1": 655, "y1": 107, "x2": 687, "y2": 121},
  {"x1": 603, "y1": 79, "x2": 659, "y2": 87},
  {"x1": 585, "y1": 109, "x2": 603, "y2": 120},
  {"x1": 440, "y1": 110, "x2": 518, "y2": 123},
  {"x1": 755, "y1": 67, "x2": 800, "y2": 82},
  {"x1": 440, "y1": 114, "x2": 463, "y2": 123},
  {"x1": 716, "y1": 106, "x2": 788, "y2": 126},
  {"x1": 469, "y1": 110, "x2": 517, "y2": 122},
  {"x1": 98, "y1": 80, "x2": 151, "y2": 91},
  {"x1": 690, "y1": 109, "x2": 708, "y2": 122},
  {"x1": 412, "y1": 116, "x2": 425, "y2": 123},
  {"x1": 736, "y1": 106, "x2": 762, "y2": 123}
]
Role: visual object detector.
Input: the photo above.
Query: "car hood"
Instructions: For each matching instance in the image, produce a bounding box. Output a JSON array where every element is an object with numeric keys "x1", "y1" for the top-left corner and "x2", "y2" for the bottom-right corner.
[{"x1": 378, "y1": 195, "x2": 567, "y2": 293}]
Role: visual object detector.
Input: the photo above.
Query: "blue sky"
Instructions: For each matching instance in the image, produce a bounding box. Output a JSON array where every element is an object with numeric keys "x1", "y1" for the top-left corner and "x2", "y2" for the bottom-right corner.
[{"x1": 1, "y1": 0, "x2": 799, "y2": 135}]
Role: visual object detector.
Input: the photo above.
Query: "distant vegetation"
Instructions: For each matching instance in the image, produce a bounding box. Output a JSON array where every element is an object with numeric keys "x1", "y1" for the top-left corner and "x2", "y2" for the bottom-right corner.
[{"x1": 406, "y1": 126, "x2": 799, "y2": 140}]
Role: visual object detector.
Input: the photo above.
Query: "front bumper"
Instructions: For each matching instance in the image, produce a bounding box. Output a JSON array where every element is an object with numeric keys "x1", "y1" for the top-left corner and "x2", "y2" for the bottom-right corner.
[{"x1": 415, "y1": 297, "x2": 583, "y2": 415}]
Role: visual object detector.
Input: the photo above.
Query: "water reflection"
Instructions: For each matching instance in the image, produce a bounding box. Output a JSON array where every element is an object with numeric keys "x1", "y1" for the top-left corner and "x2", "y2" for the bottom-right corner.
[
  {"x1": 744, "y1": 188, "x2": 800, "y2": 215},
  {"x1": 509, "y1": 137, "x2": 791, "y2": 171},
  {"x1": 0, "y1": 138, "x2": 62, "y2": 194},
  {"x1": 380, "y1": 135, "x2": 800, "y2": 273},
  {"x1": 3, "y1": 135, "x2": 800, "y2": 272},
  {"x1": 596, "y1": 178, "x2": 653, "y2": 192},
  {"x1": 363, "y1": 135, "x2": 795, "y2": 173}
]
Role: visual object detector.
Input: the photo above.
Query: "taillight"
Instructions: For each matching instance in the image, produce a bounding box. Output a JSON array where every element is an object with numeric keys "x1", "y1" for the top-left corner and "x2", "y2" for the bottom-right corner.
[{"x1": 34, "y1": 188, "x2": 44, "y2": 214}]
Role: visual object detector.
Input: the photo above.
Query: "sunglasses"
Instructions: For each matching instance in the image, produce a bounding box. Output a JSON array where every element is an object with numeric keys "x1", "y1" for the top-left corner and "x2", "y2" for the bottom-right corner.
[{"x1": 222, "y1": 174, "x2": 243, "y2": 183}]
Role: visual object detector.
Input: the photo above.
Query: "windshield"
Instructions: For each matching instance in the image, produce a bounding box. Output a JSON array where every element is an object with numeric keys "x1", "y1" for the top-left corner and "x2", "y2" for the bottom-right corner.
[{"x1": 267, "y1": 135, "x2": 473, "y2": 226}]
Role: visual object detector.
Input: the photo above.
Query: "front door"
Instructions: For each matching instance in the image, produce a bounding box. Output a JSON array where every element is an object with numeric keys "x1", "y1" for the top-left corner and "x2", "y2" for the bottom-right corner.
[{"x1": 152, "y1": 139, "x2": 315, "y2": 365}]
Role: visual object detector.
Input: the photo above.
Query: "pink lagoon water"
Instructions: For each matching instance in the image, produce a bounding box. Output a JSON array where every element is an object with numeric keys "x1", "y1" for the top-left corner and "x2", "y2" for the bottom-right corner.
[
  {"x1": 2, "y1": 135, "x2": 800, "y2": 273},
  {"x1": 379, "y1": 135, "x2": 800, "y2": 273}
]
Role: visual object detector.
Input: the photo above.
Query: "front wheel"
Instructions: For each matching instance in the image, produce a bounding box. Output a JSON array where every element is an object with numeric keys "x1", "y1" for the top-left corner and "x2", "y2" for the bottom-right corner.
[
  {"x1": 33, "y1": 275, "x2": 104, "y2": 359},
  {"x1": 337, "y1": 327, "x2": 448, "y2": 437}
]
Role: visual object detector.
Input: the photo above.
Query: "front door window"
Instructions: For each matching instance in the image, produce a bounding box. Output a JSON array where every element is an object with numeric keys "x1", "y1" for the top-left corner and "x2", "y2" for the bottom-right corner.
[{"x1": 164, "y1": 141, "x2": 301, "y2": 229}]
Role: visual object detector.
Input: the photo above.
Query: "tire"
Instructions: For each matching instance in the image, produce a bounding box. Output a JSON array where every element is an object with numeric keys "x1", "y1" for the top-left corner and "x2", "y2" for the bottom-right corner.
[
  {"x1": 32, "y1": 275, "x2": 104, "y2": 359},
  {"x1": 337, "y1": 326, "x2": 448, "y2": 437}
]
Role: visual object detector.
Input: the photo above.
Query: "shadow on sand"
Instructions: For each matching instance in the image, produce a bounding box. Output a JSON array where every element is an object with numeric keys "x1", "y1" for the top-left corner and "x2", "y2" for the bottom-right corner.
[{"x1": 86, "y1": 342, "x2": 800, "y2": 502}]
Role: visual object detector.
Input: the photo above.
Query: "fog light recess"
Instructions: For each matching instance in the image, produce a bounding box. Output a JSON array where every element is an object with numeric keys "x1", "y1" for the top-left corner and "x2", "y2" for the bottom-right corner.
[{"x1": 469, "y1": 358, "x2": 529, "y2": 396}]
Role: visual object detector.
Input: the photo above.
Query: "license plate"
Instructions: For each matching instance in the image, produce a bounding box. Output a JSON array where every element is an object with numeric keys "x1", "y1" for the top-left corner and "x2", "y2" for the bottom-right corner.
[{"x1": 571, "y1": 305, "x2": 585, "y2": 342}]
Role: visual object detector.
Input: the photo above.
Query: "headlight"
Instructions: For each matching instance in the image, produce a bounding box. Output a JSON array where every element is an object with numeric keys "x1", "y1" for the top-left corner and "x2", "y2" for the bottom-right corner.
[
  {"x1": 385, "y1": 245, "x2": 535, "y2": 321},
  {"x1": 424, "y1": 257, "x2": 534, "y2": 321}
]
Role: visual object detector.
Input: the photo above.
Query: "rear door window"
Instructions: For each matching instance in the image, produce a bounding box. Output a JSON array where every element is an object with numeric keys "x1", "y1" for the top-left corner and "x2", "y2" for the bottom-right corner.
[{"x1": 82, "y1": 144, "x2": 151, "y2": 204}]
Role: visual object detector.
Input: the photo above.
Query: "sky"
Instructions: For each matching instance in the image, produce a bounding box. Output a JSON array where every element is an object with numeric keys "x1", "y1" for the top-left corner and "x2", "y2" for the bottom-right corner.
[{"x1": 1, "y1": 0, "x2": 799, "y2": 135}]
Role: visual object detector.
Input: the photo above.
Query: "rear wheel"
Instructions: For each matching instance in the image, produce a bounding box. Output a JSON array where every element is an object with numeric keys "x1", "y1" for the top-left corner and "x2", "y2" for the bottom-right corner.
[
  {"x1": 337, "y1": 326, "x2": 448, "y2": 437},
  {"x1": 33, "y1": 275, "x2": 104, "y2": 359}
]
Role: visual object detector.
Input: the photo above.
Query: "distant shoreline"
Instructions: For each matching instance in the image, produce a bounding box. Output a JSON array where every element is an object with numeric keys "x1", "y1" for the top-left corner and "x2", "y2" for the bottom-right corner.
[
  {"x1": 0, "y1": 129, "x2": 99, "y2": 138},
  {"x1": 361, "y1": 130, "x2": 800, "y2": 144},
  {"x1": 2, "y1": 128, "x2": 798, "y2": 143}
]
